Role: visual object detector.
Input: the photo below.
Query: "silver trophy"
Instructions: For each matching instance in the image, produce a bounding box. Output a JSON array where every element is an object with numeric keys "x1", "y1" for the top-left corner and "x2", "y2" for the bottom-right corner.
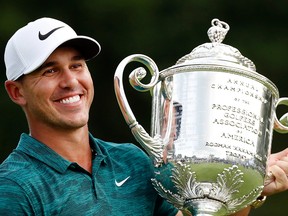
[{"x1": 114, "y1": 19, "x2": 288, "y2": 215}]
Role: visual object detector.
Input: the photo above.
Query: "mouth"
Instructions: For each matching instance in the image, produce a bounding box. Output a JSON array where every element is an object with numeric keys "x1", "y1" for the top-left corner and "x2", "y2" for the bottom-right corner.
[{"x1": 59, "y1": 95, "x2": 81, "y2": 104}]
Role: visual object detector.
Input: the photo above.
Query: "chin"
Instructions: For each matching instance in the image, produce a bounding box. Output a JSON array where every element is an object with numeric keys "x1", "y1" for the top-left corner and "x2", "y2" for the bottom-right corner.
[{"x1": 60, "y1": 118, "x2": 88, "y2": 129}]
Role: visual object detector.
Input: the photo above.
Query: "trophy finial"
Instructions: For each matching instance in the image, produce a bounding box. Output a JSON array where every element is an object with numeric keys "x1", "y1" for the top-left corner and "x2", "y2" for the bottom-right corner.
[{"x1": 208, "y1": 18, "x2": 230, "y2": 43}]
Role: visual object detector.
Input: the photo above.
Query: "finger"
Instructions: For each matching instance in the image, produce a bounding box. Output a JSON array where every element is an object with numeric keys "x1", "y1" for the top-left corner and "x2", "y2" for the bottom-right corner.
[
  {"x1": 272, "y1": 166, "x2": 288, "y2": 194},
  {"x1": 270, "y1": 148, "x2": 288, "y2": 159},
  {"x1": 264, "y1": 170, "x2": 275, "y2": 186},
  {"x1": 264, "y1": 160, "x2": 288, "y2": 187},
  {"x1": 263, "y1": 165, "x2": 288, "y2": 196},
  {"x1": 274, "y1": 159, "x2": 288, "y2": 175},
  {"x1": 267, "y1": 148, "x2": 288, "y2": 166},
  {"x1": 279, "y1": 156, "x2": 288, "y2": 162}
]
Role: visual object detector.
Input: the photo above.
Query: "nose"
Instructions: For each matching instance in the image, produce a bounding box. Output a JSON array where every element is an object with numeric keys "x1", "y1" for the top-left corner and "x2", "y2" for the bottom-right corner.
[{"x1": 58, "y1": 69, "x2": 78, "y2": 89}]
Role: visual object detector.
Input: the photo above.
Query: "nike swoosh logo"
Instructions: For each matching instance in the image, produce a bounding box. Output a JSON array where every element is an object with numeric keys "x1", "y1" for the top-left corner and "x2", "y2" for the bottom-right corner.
[
  {"x1": 38, "y1": 26, "x2": 64, "y2": 40},
  {"x1": 115, "y1": 176, "x2": 130, "y2": 187}
]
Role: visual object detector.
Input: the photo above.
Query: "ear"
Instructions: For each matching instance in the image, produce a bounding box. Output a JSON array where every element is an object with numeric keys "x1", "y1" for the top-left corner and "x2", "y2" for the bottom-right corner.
[{"x1": 5, "y1": 80, "x2": 27, "y2": 106}]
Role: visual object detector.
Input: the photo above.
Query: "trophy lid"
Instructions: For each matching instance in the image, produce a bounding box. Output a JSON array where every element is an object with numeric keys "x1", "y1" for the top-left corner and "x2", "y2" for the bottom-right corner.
[
  {"x1": 160, "y1": 18, "x2": 278, "y2": 98},
  {"x1": 175, "y1": 19, "x2": 256, "y2": 71}
]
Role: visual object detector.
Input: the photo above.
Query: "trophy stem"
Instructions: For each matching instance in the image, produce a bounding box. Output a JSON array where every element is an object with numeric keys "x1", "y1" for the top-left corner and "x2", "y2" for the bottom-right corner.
[{"x1": 185, "y1": 199, "x2": 228, "y2": 216}]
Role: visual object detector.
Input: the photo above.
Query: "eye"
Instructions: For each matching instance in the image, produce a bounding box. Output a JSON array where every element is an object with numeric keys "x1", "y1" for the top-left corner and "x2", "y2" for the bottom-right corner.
[
  {"x1": 42, "y1": 68, "x2": 58, "y2": 76},
  {"x1": 70, "y1": 63, "x2": 83, "y2": 70}
]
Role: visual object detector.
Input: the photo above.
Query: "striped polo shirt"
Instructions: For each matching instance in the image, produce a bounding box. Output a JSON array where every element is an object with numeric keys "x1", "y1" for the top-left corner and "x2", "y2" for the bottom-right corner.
[{"x1": 0, "y1": 133, "x2": 178, "y2": 215}]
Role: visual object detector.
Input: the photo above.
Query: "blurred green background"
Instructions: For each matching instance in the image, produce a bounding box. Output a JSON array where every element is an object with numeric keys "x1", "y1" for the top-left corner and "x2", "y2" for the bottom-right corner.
[{"x1": 0, "y1": 0, "x2": 288, "y2": 215}]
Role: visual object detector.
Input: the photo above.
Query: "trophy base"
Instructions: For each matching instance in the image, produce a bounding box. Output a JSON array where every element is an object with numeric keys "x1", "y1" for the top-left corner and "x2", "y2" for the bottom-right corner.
[{"x1": 185, "y1": 198, "x2": 227, "y2": 216}]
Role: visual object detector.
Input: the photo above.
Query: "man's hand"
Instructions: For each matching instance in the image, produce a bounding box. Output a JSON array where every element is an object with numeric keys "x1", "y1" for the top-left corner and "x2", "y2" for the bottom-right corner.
[{"x1": 263, "y1": 148, "x2": 288, "y2": 196}]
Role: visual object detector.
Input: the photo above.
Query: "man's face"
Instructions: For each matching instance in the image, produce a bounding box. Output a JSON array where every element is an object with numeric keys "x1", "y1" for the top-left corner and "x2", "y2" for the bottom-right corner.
[
  {"x1": 162, "y1": 100, "x2": 178, "y2": 147},
  {"x1": 18, "y1": 46, "x2": 94, "y2": 131}
]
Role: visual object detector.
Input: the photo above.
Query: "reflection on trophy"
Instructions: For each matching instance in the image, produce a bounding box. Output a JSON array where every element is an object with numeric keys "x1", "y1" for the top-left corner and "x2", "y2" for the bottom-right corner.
[{"x1": 114, "y1": 19, "x2": 288, "y2": 215}]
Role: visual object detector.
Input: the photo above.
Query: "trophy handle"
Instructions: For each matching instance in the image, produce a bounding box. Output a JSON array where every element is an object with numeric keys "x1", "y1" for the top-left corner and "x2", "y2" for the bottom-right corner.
[
  {"x1": 274, "y1": 97, "x2": 288, "y2": 133},
  {"x1": 114, "y1": 54, "x2": 164, "y2": 165}
]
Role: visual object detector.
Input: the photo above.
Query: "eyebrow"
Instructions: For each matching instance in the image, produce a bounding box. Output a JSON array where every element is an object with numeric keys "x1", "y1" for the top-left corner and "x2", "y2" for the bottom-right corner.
[{"x1": 36, "y1": 55, "x2": 85, "y2": 72}]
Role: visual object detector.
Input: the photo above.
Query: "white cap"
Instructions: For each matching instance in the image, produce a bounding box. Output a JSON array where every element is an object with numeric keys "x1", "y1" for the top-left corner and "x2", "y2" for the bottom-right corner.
[{"x1": 4, "y1": 17, "x2": 101, "y2": 80}]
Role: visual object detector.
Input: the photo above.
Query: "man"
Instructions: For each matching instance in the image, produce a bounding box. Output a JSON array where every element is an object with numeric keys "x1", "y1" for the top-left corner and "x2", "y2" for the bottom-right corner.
[
  {"x1": 0, "y1": 17, "x2": 287, "y2": 216},
  {"x1": 1, "y1": 17, "x2": 178, "y2": 216}
]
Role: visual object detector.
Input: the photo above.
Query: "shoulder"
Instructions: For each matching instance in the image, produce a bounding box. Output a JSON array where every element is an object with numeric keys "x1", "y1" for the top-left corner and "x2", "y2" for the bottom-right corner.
[
  {"x1": 0, "y1": 155, "x2": 33, "y2": 215},
  {"x1": 0, "y1": 150, "x2": 33, "y2": 180},
  {"x1": 0, "y1": 149, "x2": 47, "y2": 195}
]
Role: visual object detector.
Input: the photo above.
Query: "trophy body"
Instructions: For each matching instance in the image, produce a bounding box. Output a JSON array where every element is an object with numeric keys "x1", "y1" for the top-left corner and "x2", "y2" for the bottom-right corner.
[
  {"x1": 114, "y1": 19, "x2": 288, "y2": 215},
  {"x1": 151, "y1": 70, "x2": 275, "y2": 215}
]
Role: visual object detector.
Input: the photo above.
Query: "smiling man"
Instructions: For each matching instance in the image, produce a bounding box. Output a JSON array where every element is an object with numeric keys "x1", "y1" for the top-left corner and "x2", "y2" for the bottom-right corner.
[
  {"x1": 1, "y1": 17, "x2": 288, "y2": 216},
  {"x1": 0, "y1": 17, "x2": 179, "y2": 215}
]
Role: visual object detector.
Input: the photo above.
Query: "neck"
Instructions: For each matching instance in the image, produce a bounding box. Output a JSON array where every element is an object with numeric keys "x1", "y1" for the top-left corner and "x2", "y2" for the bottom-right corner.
[{"x1": 30, "y1": 124, "x2": 92, "y2": 173}]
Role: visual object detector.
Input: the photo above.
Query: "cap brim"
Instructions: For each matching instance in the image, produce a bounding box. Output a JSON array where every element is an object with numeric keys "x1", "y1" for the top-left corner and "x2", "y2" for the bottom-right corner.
[{"x1": 61, "y1": 36, "x2": 101, "y2": 61}]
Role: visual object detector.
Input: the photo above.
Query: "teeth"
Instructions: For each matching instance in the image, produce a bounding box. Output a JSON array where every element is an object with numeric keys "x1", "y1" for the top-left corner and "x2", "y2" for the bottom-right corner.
[{"x1": 60, "y1": 95, "x2": 80, "y2": 104}]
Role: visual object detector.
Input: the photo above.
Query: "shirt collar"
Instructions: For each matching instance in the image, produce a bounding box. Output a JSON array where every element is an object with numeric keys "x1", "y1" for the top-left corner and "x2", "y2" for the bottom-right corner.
[
  {"x1": 88, "y1": 133, "x2": 107, "y2": 165},
  {"x1": 16, "y1": 133, "x2": 106, "y2": 173}
]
